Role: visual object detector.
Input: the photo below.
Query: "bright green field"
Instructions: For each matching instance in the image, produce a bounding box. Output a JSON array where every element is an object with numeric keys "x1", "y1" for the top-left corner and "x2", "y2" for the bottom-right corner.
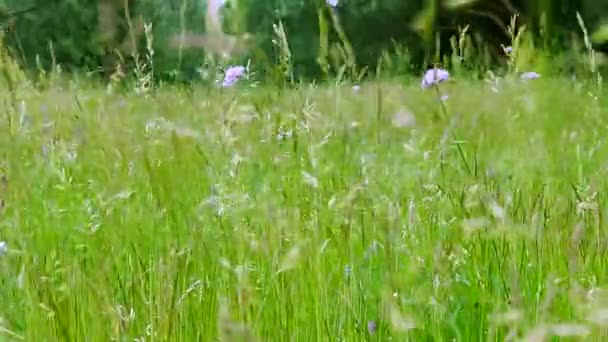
[{"x1": 1, "y1": 74, "x2": 608, "y2": 341}]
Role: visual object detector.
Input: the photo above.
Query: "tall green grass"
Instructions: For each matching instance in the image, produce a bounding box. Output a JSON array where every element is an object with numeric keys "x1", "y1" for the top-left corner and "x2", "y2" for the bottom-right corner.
[
  {"x1": 0, "y1": 2, "x2": 607, "y2": 340},
  {"x1": 1, "y1": 43, "x2": 608, "y2": 340}
]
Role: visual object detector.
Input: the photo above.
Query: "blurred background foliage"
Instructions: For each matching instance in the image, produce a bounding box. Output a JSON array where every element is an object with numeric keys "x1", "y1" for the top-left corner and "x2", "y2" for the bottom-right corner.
[{"x1": 0, "y1": 0, "x2": 605, "y2": 83}]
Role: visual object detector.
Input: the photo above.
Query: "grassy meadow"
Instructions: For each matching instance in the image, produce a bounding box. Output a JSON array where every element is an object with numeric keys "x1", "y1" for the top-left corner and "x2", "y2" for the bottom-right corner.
[{"x1": 0, "y1": 69, "x2": 607, "y2": 341}]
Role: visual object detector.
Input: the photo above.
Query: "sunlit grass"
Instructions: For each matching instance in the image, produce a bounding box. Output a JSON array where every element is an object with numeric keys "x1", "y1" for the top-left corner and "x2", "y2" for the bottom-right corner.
[{"x1": 0, "y1": 73, "x2": 608, "y2": 341}]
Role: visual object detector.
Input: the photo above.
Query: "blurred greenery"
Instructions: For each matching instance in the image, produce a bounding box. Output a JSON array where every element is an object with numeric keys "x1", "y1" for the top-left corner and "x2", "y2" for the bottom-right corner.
[{"x1": 0, "y1": 0, "x2": 604, "y2": 82}]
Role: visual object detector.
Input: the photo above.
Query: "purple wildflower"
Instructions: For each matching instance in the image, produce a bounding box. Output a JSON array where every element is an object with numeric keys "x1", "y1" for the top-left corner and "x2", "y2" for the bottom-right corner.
[
  {"x1": 421, "y1": 68, "x2": 450, "y2": 88},
  {"x1": 503, "y1": 46, "x2": 513, "y2": 54},
  {"x1": 520, "y1": 71, "x2": 541, "y2": 80},
  {"x1": 441, "y1": 94, "x2": 449, "y2": 101},
  {"x1": 222, "y1": 65, "x2": 246, "y2": 87},
  {"x1": 367, "y1": 320, "x2": 377, "y2": 334}
]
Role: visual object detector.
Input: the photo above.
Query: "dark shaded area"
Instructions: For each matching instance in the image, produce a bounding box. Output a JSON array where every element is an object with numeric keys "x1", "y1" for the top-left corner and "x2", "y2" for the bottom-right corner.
[
  {"x1": 3, "y1": 0, "x2": 103, "y2": 72},
  {"x1": 0, "y1": 0, "x2": 602, "y2": 83}
]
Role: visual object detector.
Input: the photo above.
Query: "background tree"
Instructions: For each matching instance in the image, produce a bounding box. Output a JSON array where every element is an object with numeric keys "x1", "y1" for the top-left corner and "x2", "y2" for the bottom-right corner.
[{"x1": 0, "y1": 0, "x2": 604, "y2": 82}]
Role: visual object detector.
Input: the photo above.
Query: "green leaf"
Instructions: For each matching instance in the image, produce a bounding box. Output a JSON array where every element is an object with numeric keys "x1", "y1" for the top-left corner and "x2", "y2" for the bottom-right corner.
[
  {"x1": 444, "y1": 0, "x2": 478, "y2": 10},
  {"x1": 591, "y1": 24, "x2": 608, "y2": 44}
]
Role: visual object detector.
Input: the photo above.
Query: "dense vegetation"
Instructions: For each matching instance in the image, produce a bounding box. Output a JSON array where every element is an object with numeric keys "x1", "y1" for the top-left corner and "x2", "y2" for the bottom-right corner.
[
  {"x1": 1, "y1": 1, "x2": 608, "y2": 341},
  {"x1": 0, "y1": 0, "x2": 607, "y2": 82}
]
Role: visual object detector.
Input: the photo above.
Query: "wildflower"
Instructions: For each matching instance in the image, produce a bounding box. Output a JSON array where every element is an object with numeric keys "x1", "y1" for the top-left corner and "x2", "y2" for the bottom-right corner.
[
  {"x1": 520, "y1": 71, "x2": 541, "y2": 80},
  {"x1": 367, "y1": 320, "x2": 377, "y2": 335},
  {"x1": 503, "y1": 46, "x2": 513, "y2": 54},
  {"x1": 352, "y1": 84, "x2": 360, "y2": 92},
  {"x1": 222, "y1": 65, "x2": 246, "y2": 87},
  {"x1": 326, "y1": 0, "x2": 338, "y2": 7},
  {"x1": 441, "y1": 94, "x2": 449, "y2": 101},
  {"x1": 0, "y1": 241, "x2": 6, "y2": 255},
  {"x1": 421, "y1": 68, "x2": 450, "y2": 88}
]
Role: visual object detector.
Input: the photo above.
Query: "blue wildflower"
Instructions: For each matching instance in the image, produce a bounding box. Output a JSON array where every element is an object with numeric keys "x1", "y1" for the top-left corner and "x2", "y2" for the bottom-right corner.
[
  {"x1": 367, "y1": 320, "x2": 377, "y2": 334},
  {"x1": 421, "y1": 68, "x2": 450, "y2": 88},
  {"x1": 520, "y1": 71, "x2": 541, "y2": 80},
  {"x1": 222, "y1": 65, "x2": 246, "y2": 87}
]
